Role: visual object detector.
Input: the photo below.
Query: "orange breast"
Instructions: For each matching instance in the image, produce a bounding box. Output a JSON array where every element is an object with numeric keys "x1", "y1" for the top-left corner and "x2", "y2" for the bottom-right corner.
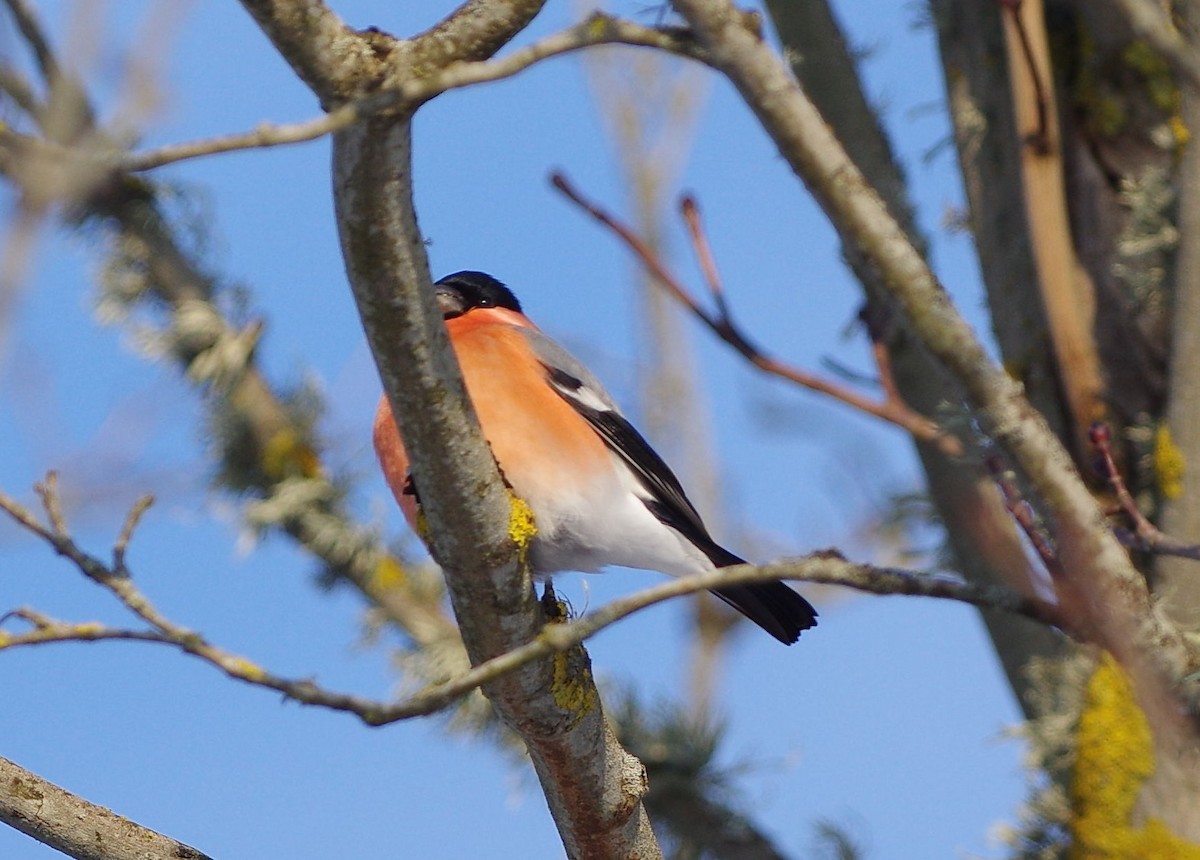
[{"x1": 373, "y1": 312, "x2": 613, "y2": 534}]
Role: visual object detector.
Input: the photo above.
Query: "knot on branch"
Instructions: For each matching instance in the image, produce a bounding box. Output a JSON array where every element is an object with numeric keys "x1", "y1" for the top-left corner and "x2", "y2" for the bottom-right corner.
[{"x1": 172, "y1": 301, "x2": 263, "y2": 387}]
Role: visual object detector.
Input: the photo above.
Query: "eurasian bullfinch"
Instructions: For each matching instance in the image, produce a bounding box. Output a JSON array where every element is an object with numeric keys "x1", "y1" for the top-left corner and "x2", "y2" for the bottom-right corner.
[{"x1": 374, "y1": 271, "x2": 817, "y2": 644}]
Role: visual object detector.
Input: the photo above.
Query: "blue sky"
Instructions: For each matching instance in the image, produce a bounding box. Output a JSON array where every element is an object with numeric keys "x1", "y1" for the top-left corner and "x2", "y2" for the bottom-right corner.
[{"x1": 1, "y1": 1, "x2": 1025, "y2": 858}]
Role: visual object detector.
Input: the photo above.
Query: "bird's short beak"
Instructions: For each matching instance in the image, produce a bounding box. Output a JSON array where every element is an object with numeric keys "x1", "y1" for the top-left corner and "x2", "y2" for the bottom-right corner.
[{"x1": 435, "y1": 286, "x2": 465, "y2": 319}]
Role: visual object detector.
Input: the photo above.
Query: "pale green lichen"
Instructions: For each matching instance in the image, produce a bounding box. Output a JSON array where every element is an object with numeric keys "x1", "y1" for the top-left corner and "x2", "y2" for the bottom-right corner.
[{"x1": 1121, "y1": 41, "x2": 1178, "y2": 116}]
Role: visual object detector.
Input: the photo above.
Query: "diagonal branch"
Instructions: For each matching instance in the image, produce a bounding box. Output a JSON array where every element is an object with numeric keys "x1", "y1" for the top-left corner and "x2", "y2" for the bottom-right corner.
[
  {"x1": 0, "y1": 755, "x2": 213, "y2": 860},
  {"x1": 2, "y1": 0, "x2": 58, "y2": 86},
  {"x1": 0, "y1": 4, "x2": 464, "y2": 663},
  {"x1": 1090, "y1": 423, "x2": 1200, "y2": 562},
  {"x1": 552, "y1": 172, "x2": 962, "y2": 457},
  {"x1": 668, "y1": 0, "x2": 1200, "y2": 716},
  {"x1": 406, "y1": 0, "x2": 553, "y2": 67}
]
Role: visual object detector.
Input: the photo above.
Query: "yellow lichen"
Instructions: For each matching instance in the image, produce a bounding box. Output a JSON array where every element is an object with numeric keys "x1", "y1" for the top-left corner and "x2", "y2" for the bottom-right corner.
[
  {"x1": 262, "y1": 427, "x2": 323, "y2": 481},
  {"x1": 413, "y1": 505, "x2": 431, "y2": 542},
  {"x1": 1169, "y1": 114, "x2": 1191, "y2": 149},
  {"x1": 539, "y1": 592, "x2": 597, "y2": 723},
  {"x1": 228, "y1": 658, "x2": 267, "y2": 683},
  {"x1": 1153, "y1": 423, "x2": 1185, "y2": 501},
  {"x1": 550, "y1": 648, "x2": 598, "y2": 723},
  {"x1": 507, "y1": 493, "x2": 537, "y2": 571},
  {"x1": 1069, "y1": 653, "x2": 1200, "y2": 858},
  {"x1": 585, "y1": 11, "x2": 611, "y2": 39},
  {"x1": 372, "y1": 555, "x2": 408, "y2": 591}
]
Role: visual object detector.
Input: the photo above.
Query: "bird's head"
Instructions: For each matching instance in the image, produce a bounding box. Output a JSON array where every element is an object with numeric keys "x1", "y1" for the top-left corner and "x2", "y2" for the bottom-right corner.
[{"x1": 435, "y1": 271, "x2": 522, "y2": 320}]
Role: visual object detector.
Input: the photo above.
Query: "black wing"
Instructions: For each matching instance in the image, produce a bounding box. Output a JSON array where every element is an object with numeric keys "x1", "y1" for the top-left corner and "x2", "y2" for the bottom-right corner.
[{"x1": 541, "y1": 363, "x2": 818, "y2": 644}]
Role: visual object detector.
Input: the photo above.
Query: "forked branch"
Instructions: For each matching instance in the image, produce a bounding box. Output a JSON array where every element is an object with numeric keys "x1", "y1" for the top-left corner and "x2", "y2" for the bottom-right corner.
[
  {"x1": 3, "y1": 474, "x2": 1061, "y2": 727},
  {"x1": 552, "y1": 172, "x2": 963, "y2": 458}
]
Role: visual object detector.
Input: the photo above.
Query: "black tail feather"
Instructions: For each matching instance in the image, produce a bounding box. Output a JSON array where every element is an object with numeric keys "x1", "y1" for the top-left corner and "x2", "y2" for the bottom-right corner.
[
  {"x1": 691, "y1": 538, "x2": 818, "y2": 645},
  {"x1": 711, "y1": 581, "x2": 818, "y2": 645},
  {"x1": 637, "y1": 497, "x2": 818, "y2": 644}
]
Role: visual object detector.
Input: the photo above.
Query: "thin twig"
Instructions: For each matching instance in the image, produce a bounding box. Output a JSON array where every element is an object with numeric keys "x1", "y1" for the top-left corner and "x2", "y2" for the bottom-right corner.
[
  {"x1": 1090, "y1": 422, "x2": 1200, "y2": 561},
  {"x1": 0, "y1": 62, "x2": 42, "y2": 118},
  {"x1": 2, "y1": 0, "x2": 59, "y2": 85},
  {"x1": 2, "y1": 474, "x2": 1061, "y2": 725},
  {"x1": 681, "y1": 194, "x2": 732, "y2": 321},
  {"x1": 103, "y1": 15, "x2": 706, "y2": 173},
  {"x1": 986, "y1": 453, "x2": 1063, "y2": 577},
  {"x1": 113, "y1": 493, "x2": 154, "y2": 573},
  {"x1": 553, "y1": 172, "x2": 963, "y2": 457},
  {"x1": 34, "y1": 471, "x2": 67, "y2": 535},
  {"x1": 984, "y1": 454, "x2": 1099, "y2": 641}
]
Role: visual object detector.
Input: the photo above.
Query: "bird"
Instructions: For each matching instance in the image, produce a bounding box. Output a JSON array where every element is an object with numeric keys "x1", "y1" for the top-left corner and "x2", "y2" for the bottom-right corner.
[{"x1": 373, "y1": 271, "x2": 817, "y2": 644}]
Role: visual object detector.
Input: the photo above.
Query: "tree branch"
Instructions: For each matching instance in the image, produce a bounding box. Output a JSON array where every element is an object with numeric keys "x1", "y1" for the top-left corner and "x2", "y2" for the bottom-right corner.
[
  {"x1": 0, "y1": 480, "x2": 429, "y2": 718},
  {"x1": 1, "y1": 473, "x2": 1060, "y2": 729},
  {"x1": 1088, "y1": 423, "x2": 1200, "y2": 562},
  {"x1": 0, "y1": 16, "x2": 710, "y2": 176},
  {"x1": 1001, "y1": 0, "x2": 1107, "y2": 461},
  {"x1": 332, "y1": 99, "x2": 660, "y2": 855},
  {"x1": 669, "y1": 0, "x2": 1200, "y2": 712},
  {"x1": 552, "y1": 172, "x2": 961, "y2": 457},
  {"x1": 405, "y1": 0, "x2": 549, "y2": 68},
  {"x1": 0, "y1": 754, "x2": 213, "y2": 860},
  {"x1": 767, "y1": 0, "x2": 1064, "y2": 721},
  {"x1": 236, "y1": 0, "x2": 378, "y2": 106},
  {"x1": 2, "y1": 0, "x2": 58, "y2": 85}
]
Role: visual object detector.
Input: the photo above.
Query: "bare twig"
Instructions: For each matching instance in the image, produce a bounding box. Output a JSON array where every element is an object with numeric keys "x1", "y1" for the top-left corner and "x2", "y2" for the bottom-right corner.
[
  {"x1": 113, "y1": 494, "x2": 154, "y2": 572},
  {"x1": 0, "y1": 15, "x2": 714, "y2": 178},
  {"x1": 985, "y1": 454, "x2": 1096, "y2": 642},
  {"x1": 2, "y1": 0, "x2": 58, "y2": 85},
  {"x1": 0, "y1": 606, "x2": 415, "y2": 724},
  {"x1": 680, "y1": 194, "x2": 732, "y2": 321},
  {"x1": 119, "y1": 94, "x2": 400, "y2": 172},
  {"x1": 0, "y1": 479, "x2": 443, "y2": 725},
  {"x1": 2, "y1": 473, "x2": 1061, "y2": 726},
  {"x1": 0, "y1": 62, "x2": 42, "y2": 117},
  {"x1": 552, "y1": 172, "x2": 963, "y2": 457},
  {"x1": 1090, "y1": 422, "x2": 1200, "y2": 561},
  {"x1": 986, "y1": 454, "x2": 1063, "y2": 577}
]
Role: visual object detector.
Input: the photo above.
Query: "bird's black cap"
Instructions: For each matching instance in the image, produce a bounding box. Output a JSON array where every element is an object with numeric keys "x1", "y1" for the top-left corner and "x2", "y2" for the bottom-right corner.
[{"x1": 435, "y1": 271, "x2": 522, "y2": 319}]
